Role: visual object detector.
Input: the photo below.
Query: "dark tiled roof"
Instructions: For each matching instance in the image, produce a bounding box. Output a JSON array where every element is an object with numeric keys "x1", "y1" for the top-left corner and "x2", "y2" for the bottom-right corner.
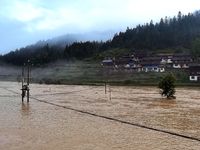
[
  {"x1": 140, "y1": 61, "x2": 161, "y2": 66},
  {"x1": 172, "y1": 57, "x2": 192, "y2": 61}
]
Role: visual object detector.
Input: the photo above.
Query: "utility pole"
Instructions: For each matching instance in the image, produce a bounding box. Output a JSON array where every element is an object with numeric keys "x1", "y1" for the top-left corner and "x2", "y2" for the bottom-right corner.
[
  {"x1": 105, "y1": 83, "x2": 107, "y2": 94},
  {"x1": 22, "y1": 67, "x2": 24, "y2": 102},
  {"x1": 109, "y1": 86, "x2": 111, "y2": 100},
  {"x1": 21, "y1": 60, "x2": 31, "y2": 103},
  {"x1": 27, "y1": 60, "x2": 30, "y2": 102}
]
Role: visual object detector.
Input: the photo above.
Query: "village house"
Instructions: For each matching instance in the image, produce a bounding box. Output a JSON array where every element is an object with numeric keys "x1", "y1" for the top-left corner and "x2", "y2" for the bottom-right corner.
[
  {"x1": 140, "y1": 61, "x2": 165, "y2": 72},
  {"x1": 140, "y1": 62, "x2": 165, "y2": 72},
  {"x1": 172, "y1": 57, "x2": 192, "y2": 68},
  {"x1": 156, "y1": 53, "x2": 173, "y2": 64},
  {"x1": 129, "y1": 62, "x2": 142, "y2": 72},
  {"x1": 114, "y1": 57, "x2": 134, "y2": 68},
  {"x1": 189, "y1": 63, "x2": 200, "y2": 81},
  {"x1": 139, "y1": 57, "x2": 166, "y2": 72},
  {"x1": 101, "y1": 52, "x2": 194, "y2": 73},
  {"x1": 101, "y1": 57, "x2": 115, "y2": 67},
  {"x1": 171, "y1": 53, "x2": 192, "y2": 68}
]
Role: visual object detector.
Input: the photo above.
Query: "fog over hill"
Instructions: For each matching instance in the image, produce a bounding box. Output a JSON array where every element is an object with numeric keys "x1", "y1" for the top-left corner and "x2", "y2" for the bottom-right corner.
[
  {"x1": 33, "y1": 30, "x2": 116, "y2": 49},
  {"x1": 1, "y1": 29, "x2": 118, "y2": 55},
  {"x1": 3, "y1": 30, "x2": 119, "y2": 55}
]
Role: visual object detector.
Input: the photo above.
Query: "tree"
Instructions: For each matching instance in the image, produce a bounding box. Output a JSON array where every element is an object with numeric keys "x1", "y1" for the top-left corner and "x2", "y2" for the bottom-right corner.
[
  {"x1": 158, "y1": 73, "x2": 176, "y2": 99},
  {"x1": 177, "y1": 11, "x2": 182, "y2": 22},
  {"x1": 191, "y1": 38, "x2": 200, "y2": 60}
]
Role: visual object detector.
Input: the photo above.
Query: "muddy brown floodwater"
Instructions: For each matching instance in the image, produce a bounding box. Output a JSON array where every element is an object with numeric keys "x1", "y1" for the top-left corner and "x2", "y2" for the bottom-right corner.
[{"x1": 0, "y1": 81, "x2": 200, "y2": 150}]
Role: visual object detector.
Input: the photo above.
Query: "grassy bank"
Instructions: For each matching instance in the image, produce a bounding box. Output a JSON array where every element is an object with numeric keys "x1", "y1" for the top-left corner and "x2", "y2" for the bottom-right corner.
[
  {"x1": 0, "y1": 61, "x2": 200, "y2": 86},
  {"x1": 32, "y1": 62, "x2": 200, "y2": 86}
]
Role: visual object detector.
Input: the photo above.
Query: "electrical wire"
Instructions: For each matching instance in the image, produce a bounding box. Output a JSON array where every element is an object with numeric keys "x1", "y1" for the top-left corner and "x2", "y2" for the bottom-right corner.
[{"x1": 0, "y1": 84, "x2": 200, "y2": 142}]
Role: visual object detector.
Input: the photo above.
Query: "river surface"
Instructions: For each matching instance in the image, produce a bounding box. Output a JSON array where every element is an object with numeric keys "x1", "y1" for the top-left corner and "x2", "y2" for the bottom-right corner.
[{"x1": 0, "y1": 81, "x2": 200, "y2": 150}]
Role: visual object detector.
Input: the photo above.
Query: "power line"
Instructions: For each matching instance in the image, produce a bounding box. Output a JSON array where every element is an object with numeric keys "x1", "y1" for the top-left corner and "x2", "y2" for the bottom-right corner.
[
  {"x1": 30, "y1": 96, "x2": 200, "y2": 142},
  {"x1": 0, "y1": 85, "x2": 200, "y2": 142}
]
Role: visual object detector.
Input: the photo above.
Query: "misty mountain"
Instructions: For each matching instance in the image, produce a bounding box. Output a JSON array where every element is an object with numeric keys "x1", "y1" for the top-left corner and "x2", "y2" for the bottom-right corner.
[
  {"x1": 1, "y1": 30, "x2": 116, "y2": 65},
  {"x1": 27, "y1": 30, "x2": 116, "y2": 50}
]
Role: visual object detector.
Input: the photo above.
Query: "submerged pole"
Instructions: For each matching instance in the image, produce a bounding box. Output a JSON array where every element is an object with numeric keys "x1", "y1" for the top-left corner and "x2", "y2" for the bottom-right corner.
[
  {"x1": 27, "y1": 60, "x2": 30, "y2": 102},
  {"x1": 109, "y1": 86, "x2": 111, "y2": 100},
  {"x1": 21, "y1": 60, "x2": 31, "y2": 103},
  {"x1": 22, "y1": 68, "x2": 24, "y2": 102},
  {"x1": 105, "y1": 83, "x2": 107, "y2": 94}
]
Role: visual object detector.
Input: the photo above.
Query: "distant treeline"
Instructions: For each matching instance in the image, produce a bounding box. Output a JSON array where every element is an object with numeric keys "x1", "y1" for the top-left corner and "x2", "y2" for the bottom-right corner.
[{"x1": 1, "y1": 11, "x2": 200, "y2": 66}]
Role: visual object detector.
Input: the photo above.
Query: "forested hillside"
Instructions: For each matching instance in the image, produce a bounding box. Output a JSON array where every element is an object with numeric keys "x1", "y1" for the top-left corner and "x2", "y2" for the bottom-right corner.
[
  {"x1": 111, "y1": 11, "x2": 200, "y2": 50},
  {"x1": 1, "y1": 11, "x2": 200, "y2": 66}
]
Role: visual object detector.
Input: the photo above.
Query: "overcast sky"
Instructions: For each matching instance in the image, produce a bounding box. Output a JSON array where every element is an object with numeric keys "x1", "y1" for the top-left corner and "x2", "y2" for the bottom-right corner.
[{"x1": 0, "y1": 0, "x2": 200, "y2": 55}]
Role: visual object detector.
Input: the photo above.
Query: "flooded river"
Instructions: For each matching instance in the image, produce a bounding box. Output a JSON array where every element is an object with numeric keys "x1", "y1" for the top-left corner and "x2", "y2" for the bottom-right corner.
[{"x1": 0, "y1": 82, "x2": 200, "y2": 149}]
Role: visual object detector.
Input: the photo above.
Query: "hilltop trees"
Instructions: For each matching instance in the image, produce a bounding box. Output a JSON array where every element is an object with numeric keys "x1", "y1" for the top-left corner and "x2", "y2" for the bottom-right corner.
[
  {"x1": 191, "y1": 38, "x2": 200, "y2": 60},
  {"x1": 158, "y1": 73, "x2": 177, "y2": 99},
  {"x1": 64, "y1": 41, "x2": 102, "y2": 60},
  {"x1": 111, "y1": 11, "x2": 200, "y2": 50},
  {"x1": 3, "y1": 44, "x2": 63, "y2": 66}
]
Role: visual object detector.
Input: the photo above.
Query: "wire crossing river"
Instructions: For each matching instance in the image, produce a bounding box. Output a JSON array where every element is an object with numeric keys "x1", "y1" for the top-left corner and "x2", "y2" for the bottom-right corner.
[{"x1": 0, "y1": 82, "x2": 200, "y2": 150}]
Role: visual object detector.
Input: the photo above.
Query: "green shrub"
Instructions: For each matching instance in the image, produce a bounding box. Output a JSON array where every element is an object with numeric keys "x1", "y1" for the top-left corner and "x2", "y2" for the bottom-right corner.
[{"x1": 158, "y1": 72, "x2": 177, "y2": 99}]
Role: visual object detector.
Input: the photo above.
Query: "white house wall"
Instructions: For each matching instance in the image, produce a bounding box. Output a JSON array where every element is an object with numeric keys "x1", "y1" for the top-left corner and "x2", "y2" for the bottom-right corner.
[
  {"x1": 182, "y1": 64, "x2": 189, "y2": 68},
  {"x1": 167, "y1": 59, "x2": 173, "y2": 63},
  {"x1": 154, "y1": 68, "x2": 159, "y2": 72},
  {"x1": 173, "y1": 63, "x2": 189, "y2": 68},
  {"x1": 159, "y1": 68, "x2": 165, "y2": 72},
  {"x1": 173, "y1": 64, "x2": 181, "y2": 68},
  {"x1": 141, "y1": 67, "x2": 164, "y2": 72},
  {"x1": 190, "y1": 76, "x2": 198, "y2": 81}
]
